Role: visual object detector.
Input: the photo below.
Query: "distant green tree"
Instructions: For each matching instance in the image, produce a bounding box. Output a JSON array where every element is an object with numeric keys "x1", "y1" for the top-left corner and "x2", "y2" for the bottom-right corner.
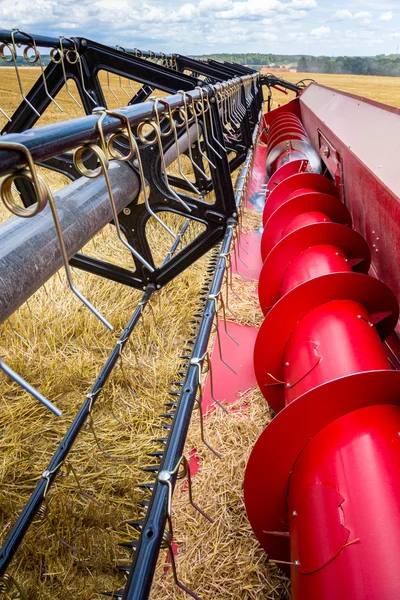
[{"x1": 297, "y1": 56, "x2": 309, "y2": 71}]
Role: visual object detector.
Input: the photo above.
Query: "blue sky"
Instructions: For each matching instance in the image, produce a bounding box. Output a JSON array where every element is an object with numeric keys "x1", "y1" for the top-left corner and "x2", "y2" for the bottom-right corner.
[{"x1": 1, "y1": 0, "x2": 400, "y2": 56}]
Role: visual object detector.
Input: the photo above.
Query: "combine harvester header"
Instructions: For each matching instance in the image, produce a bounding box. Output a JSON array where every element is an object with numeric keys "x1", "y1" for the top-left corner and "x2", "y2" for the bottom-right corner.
[{"x1": 0, "y1": 28, "x2": 399, "y2": 600}]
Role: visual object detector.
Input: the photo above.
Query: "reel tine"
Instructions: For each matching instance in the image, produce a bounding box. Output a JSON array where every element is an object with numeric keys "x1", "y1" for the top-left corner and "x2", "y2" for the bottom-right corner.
[
  {"x1": 45, "y1": 176, "x2": 114, "y2": 330},
  {"x1": 87, "y1": 414, "x2": 117, "y2": 461},
  {"x1": 74, "y1": 111, "x2": 155, "y2": 273},
  {"x1": 50, "y1": 37, "x2": 82, "y2": 108},
  {"x1": 37, "y1": 498, "x2": 80, "y2": 554},
  {"x1": 106, "y1": 71, "x2": 119, "y2": 101},
  {"x1": 65, "y1": 460, "x2": 102, "y2": 505},
  {"x1": 0, "y1": 574, "x2": 27, "y2": 599},
  {"x1": 6, "y1": 317, "x2": 29, "y2": 346},
  {"x1": 119, "y1": 75, "x2": 131, "y2": 97},
  {"x1": 0, "y1": 357, "x2": 61, "y2": 416},
  {"x1": 177, "y1": 91, "x2": 209, "y2": 181},
  {"x1": 7, "y1": 29, "x2": 40, "y2": 117},
  {"x1": 187, "y1": 93, "x2": 216, "y2": 170},
  {"x1": 144, "y1": 97, "x2": 193, "y2": 213},
  {"x1": 190, "y1": 356, "x2": 223, "y2": 457},
  {"x1": 208, "y1": 294, "x2": 237, "y2": 374},
  {"x1": 158, "y1": 462, "x2": 206, "y2": 600},
  {"x1": 159, "y1": 97, "x2": 203, "y2": 199},
  {"x1": 114, "y1": 108, "x2": 178, "y2": 240},
  {"x1": 0, "y1": 106, "x2": 12, "y2": 123},
  {"x1": 19, "y1": 30, "x2": 63, "y2": 112},
  {"x1": 195, "y1": 87, "x2": 223, "y2": 159},
  {"x1": 64, "y1": 38, "x2": 97, "y2": 106},
  {"x1": 204, "y1": 352, "x2": 229, "y2": 414}
]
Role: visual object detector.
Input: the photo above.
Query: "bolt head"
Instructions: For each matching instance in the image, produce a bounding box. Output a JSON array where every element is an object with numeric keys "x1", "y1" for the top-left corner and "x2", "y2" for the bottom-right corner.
[
  {"x1": 133, "y1": 159, "x2": 139, "y2": 167},
  {"x1": 292, "y1": 510, "x2": 297, "y2": 517},
  {"x1": 81, "y1": 39, "x2": 87, "y2": 46},
  {"x1": 294, "y1": 560, "x2": 300, "y2": 568},
  {"x1": 158, "y1": 470, "x2": 171, "y2": 482},
  {"x1": 123, "y1": 208, "x2": 131, "y2": 215}
]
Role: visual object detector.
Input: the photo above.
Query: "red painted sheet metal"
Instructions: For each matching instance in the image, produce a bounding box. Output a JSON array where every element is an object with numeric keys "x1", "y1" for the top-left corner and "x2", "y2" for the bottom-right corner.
[
  {"x1": 299, "y1": 83, "x2": 400, "y2": 331},
  {"x1": 202, "y1": 321, "x2": 258, "y2": 413},
  {"x1": 289, "y1": 404, "x2": 400, "y2": 600}
]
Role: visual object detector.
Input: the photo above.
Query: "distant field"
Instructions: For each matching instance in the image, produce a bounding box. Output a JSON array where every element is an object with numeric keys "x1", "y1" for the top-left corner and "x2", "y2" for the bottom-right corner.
[{"x1": 267, "y1": 71, "x2": 400, "y2": 108}]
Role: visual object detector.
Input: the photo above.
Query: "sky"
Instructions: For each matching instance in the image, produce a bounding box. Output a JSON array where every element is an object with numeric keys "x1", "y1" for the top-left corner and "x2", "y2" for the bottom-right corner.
[{"x1": 1, "y1": 0, "x2": 400, "y2": 56}]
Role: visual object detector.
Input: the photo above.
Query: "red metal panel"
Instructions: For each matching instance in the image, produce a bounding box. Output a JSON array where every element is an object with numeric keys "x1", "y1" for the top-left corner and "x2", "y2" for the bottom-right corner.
[
  {"x1": 261, "y1": 192, "x2": 351, "y2": 259},
  {"x1": 289, "y1": 404, "x2": 400, "y2": 600},
  {"x1": 258, "y1": 224, "x2": 371, "y2": 314},
  {"x1": 299, "y1": 84, "x2": 400, "y2": 333},
  {"x1": 244, "y1": 371, "x2": 400, "y2": 569}
]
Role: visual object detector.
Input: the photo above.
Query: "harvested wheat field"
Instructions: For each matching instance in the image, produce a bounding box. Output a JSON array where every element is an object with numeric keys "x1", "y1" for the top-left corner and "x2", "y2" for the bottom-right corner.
[
  {"x1": 264, "y1": 70, "x2": 400, "y2": 109},
  {"x1": 0, "y1": 67, "x2": 397, "y2": 600}
]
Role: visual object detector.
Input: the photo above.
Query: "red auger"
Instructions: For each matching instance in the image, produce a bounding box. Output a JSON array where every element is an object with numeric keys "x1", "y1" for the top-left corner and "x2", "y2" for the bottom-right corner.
[{"x1": 245, "y1": 108, "x2": 400, "y2": 600}]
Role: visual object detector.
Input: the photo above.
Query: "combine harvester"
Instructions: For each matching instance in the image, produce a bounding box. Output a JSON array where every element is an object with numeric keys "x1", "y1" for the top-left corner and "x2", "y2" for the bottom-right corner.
[{"x1": 0, "y1": 28, "x2": 399, "y2": 600}]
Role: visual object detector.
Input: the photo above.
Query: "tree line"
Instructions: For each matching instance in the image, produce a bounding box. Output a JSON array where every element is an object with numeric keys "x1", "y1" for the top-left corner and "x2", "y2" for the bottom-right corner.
[
  {"x1": 297, "y1": 55, "x2": 400, "y2": 77},
  {"x1": 192, "y1": 53, "x2": 301, "y2": 66}
]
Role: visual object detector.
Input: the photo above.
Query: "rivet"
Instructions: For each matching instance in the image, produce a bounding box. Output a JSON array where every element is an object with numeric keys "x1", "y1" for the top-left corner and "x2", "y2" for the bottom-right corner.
[
  {"x1": 123, "y1": 208, "x2": 131, "y2": 215},
  {"x1": 292, "y1": 510, "x2": 297, "y2": 517},
  {"x1": 158, "y1": 470, "x2": 171, "y2": 482},
  {"x1": 285, "y1": 362, "x2": 289, "y2": 366}
]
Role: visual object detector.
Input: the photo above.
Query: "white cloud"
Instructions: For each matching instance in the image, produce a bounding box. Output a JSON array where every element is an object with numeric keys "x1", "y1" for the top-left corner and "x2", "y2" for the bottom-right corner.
[
  {"x1": 310, "y1": 25, "x2": 330, "y2": 37},
  {"x1": 216, "y1": 0, "x2": 282, "y2": 20},
  {"x1": 354, "y1": 11, "x2": 372, "y2": 26},
  {"x1": 289, "y1": 0, "x2": 317, "y2": 8},
  {"x1": 380, "y1": 11, "x2": 393, "y2": 21},
  {"x1": 262, "y1": 32, "x2": 278, "y2": 41},
  {"x1": 173, "y1": 3, "x2": 198, "y2": 20},
  {"x1": 332, "y1": 9, "x2": 353, "y2": 20},
  {"x1": 198, "y1": 0, "x2": 232, "y2": 11}
]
